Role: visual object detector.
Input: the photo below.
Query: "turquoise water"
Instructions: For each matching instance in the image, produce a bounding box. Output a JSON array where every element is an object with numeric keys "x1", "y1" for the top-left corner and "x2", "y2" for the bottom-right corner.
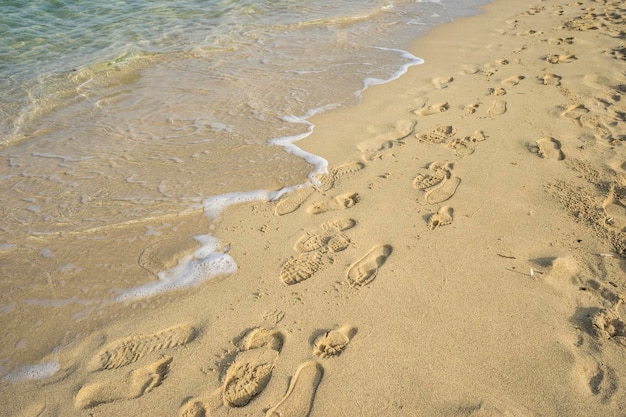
[
  {"x1": 0, "y1": 0, "x2": 490, "y2": 378},
  {"x1": 0, "y1": 1, "x2": 490, "y2": 293},
  {"x1": 1, "y1": 0, "x2": 486, "y2": 141},
  {"x1": 0, "y1": 0, "x2": 488, "y2": 296}
]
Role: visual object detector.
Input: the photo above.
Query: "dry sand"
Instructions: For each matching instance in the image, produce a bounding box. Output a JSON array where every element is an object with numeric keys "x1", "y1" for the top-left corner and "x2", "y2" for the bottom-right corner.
[{"x1": 2, "y1": 0, "x2": 626, "y2": 416}]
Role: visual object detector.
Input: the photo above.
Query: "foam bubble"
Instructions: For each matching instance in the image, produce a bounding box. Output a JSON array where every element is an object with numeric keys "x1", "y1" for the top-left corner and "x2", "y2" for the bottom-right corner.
[
  {"x1": 115, "y1": 237, "x2": 238, "y2": 302},
  {"x1": 2, "y1": 360, "x2": 60, "y2": 383},
  {"x1": 358, "y1": 48, "x2": 424, "y2": 96},
  {"x1": 203, "y1": 189, "x2": 286, "y2": 219}
]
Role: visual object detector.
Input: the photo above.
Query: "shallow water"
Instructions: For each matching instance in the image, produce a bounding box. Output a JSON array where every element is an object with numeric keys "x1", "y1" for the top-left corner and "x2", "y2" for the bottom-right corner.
[
  {"x1": 0, "y1": 0, "x2": 486, "y2": 259},
  {"x1": 0, "y1": 0, "x2": 488, "y2": 375}
]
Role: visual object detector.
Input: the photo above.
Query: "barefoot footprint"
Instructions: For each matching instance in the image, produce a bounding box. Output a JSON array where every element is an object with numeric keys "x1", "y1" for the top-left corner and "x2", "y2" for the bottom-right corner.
[
  {"x1": 487, "y1": 100, "x2": 507, "y2": 116},
  {"x1": 75, "y1": 356, "x2": 172, "y2": 409},
  {"x1": 428, "y1": 206, "x2": 454, "y2": 230},
  {"x1": 592, "y1": 303, "x2": 626, "y2": 347},
  {"x1": 432, "y1": 76, "x2": 454, "y2": 89},
  {"x1": 313, "y1": 325, "x2": 357, "y2": 358},
  {"x1": 545, "y1": 53, "x2": 577, "y2": 64},
  {"x1": 530, "y1": 137, "x2": 565, "y2": 161},
  {"x1": 265, "y1": 361, "x2": 324, "y2": 417},
  {"x1": 307, "y1": 192, "x2": 360, "y2": 214},
  {"x1": 346, "y1": 244, "x2": 393, "y2": 286},
  {"x1": 413, "y1": 102, "x2": 450, "y2": 116},
  {"x1": 502, "y1": 75, "x2": 525, "y2": 86},
  {"x1": 542, "y1": 73, "x2": 562, "y2": 86}
]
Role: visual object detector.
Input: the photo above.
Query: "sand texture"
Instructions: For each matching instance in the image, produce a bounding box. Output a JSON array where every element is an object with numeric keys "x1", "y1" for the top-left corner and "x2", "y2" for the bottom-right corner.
[{"x1": 2, "y1": 0, "x2": 626, "y2": 416}]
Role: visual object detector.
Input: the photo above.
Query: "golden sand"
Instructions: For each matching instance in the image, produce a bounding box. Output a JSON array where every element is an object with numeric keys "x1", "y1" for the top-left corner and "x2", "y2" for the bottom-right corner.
[{"x1": 2, "y1": 0, "x2": 626, "y2": 415}]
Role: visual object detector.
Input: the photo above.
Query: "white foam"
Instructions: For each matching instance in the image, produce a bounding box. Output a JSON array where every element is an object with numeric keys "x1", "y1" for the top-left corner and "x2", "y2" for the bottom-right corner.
[
  {"x1": 203, "y1": 189, "x2": 285, "y2": 220},
  {"x1": 115, "y1": 234, "x2": 237, "y2": 302},
  {"x1": 2, "y1": 359, "x2": 60, "y2": 383},
  {"x1": 357, "y1": 48, "x2": 424, "y2": 96},
  {"x1": 114, "y1": 49, "x2": 423, "y2": 303}
]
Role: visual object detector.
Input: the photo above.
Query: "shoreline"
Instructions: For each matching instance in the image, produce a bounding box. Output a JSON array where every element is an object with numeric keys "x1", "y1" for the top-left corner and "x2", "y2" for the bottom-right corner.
[{"x1": 3, "y1": 0, "x2": 626, "y2": 415}]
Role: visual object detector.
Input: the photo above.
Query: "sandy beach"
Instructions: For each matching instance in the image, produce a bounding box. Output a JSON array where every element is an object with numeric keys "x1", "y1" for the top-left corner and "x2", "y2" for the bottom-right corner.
[{"x1": 2, "y1": 0, "x2": 626, "y2": 415}]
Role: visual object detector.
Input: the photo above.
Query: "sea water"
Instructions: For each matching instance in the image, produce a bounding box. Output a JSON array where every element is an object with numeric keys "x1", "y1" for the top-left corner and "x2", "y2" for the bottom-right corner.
[{"x1": 0, "y1": 0, "x2": 488, "y2": 376}]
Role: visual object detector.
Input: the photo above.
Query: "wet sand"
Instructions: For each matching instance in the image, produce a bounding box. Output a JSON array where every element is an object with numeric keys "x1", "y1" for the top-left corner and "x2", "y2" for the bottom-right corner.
[{"x1": 2, "y1": 0, "x2": 626, "y2": 416}]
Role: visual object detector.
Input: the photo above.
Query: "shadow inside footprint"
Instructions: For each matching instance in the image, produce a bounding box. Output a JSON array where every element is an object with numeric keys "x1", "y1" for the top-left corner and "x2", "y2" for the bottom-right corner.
[
  {"x1": 346, "y1": 245, "x2": 393, "y2": 286},
  {"x1": 265, "y1": 361, "x2": 324, "y2": 417}
]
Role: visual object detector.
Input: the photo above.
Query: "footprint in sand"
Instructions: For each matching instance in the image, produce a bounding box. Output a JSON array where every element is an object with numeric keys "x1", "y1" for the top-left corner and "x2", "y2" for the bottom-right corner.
[
  {"x1": 75, "y1": 356, "x2": 172, "y2": 409},
  {"x1": 139, "y1": 237, "x2": 200, "y2": 276},
  {"x1": 561, "y1": 103, "x2": 589, "y2": 122},
  {"x1": 592, "y1": 306, "x2": 626, "y2": 347},
  {"x1": 521, "y1": 5, "x2": 544, "y2": 16},
  {"x1": 548, "y1": 37, "x2": 574, "y2": 45},
  {"x1": 413, "y1": 102, "x2": 450, "y2": 116},
  {"x1": 275, "y1": 187, "x2": 315, "y2": 216},
  {"x1": 415, "y1": 125, "x2": 458, "y2": 144},
  {"x1": 179, "y1": 399, "x2": 207, "y2": 417},
  {"x1": 88, "y1": 324, "x2": 196, "y2": 371},
  {"x1": 573, "y1": 353, "x2": 618, "y2": 401},
  {"x1": 516, "y1": 29, "x2": 541, "y2": 36},
  {"x1": 428, "y1": 206, "x2": 454, "y2": 230},
  {"x1": 541, "y1": 73, "x2": 562, "y2": 86},
  {"x1": 14, "y1": 402, "x2": 58, "y2": 417},
  {"x1": 346, "y1": 244, "x2": 393, "y2": 287},
  {"x1": 580, "y1": 114, "x2": 617, "y2": 143},
  {"x1": 358, "y1": 120, "x2": 416, "y2": 161},
  {"x1": 447, "y1": 400, "x2": 523, "y2": 417},
  {"x1": 487, "y1": 87, "x2": 507, "y2": 96},
  {"x1": 610, "y1": 46, "x2": 626, "y2": 62},
  {"x1": 413, "y1": 161, "x2": 453, "y2": 191},
  {"x1": 588, "y1": 364, "x2": 619, "y2": 401},
  {"x1": 294, "y1": 232, "x2": 327, "y2": 253},
  {"x1": 563, "y1": 15, "x2": 599, "y2": 32},
  {"x1": 471, "y1": 130, "x2": 487, "y2": 142},
  {"x1": 424, "y1": 175, "x2": 461, "y2": 205},
  {"x1": 240, "y1": 327, "x2": 285, "y2": 351},
  {"x1": 294, "y1": 218, "x2": 357, "y2": 253},
  {"x1": 312, "y1": 325, "x2": 357, "y2": 358},
  {"x1": 530, "y1": 137, "x2": 565, "y2": 161},
  {"x1": 502, "y1": 75, "x2": 525, "y2": 86},
  {"x1": 307, "y1": 192, "x2": 360, "y2": 214},
  {"x1": 487, "y1": 100, "x2": 507, "y2": 117},
  {"x1": 265, "y1": 361, "x2": 324, "y2": 417},
  {"x1": 447, "y1": 137, "x2": 475, "y2": 158},
  {"x1": 545, "y1": 53, "x2": 577, "y2": 64},
  {"x1": 413, "y1": 171, "x2": 447, "y2": 191},
  {"x1": 464, "y1": 103, "x2": 480, "y2": 114},
  {"x1": 603, "y1": 185, "x2": 626, "y2": 231},
  {"x1": 462, "y1": 64, "x2": 480, "y2": 75},
  {"x1": 279, "y1": 251, "x2": 327, "y2": 285},
  {"x1": 432, "y1": 76, "x2": 454, "y2": 89},
  {"x1": 313, "y1": 162, "x2": 365, "y2": 193},
  {"x1": 223, "y1": 328, "x2": 284, "y2": 407},
  {"x1": 413, "y1": 161, "x2": 460, "y2": 204}
]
